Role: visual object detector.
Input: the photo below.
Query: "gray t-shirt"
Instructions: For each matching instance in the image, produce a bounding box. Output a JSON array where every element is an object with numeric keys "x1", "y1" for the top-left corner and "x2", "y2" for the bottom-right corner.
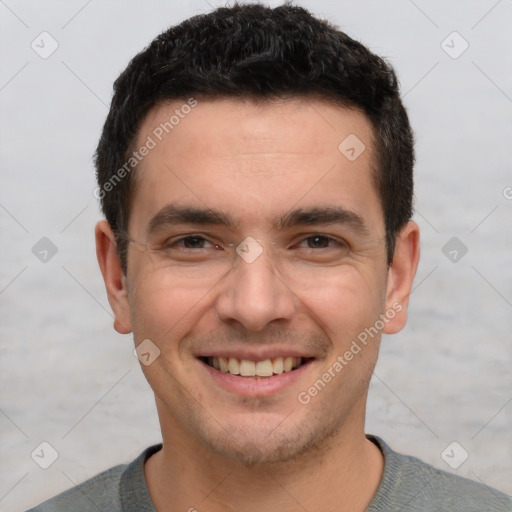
[{"x1": 27, "y1": 436, "x2": 512, "y2": 511}]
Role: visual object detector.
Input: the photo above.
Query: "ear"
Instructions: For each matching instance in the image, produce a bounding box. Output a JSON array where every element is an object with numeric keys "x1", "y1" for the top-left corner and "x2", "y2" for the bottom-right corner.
[
  {"x1": 382, "y1": 221, "x2": 420, "y2": 334},
  {"x1": 95, "y1": 220, "x2": 132, "y2": 334}
]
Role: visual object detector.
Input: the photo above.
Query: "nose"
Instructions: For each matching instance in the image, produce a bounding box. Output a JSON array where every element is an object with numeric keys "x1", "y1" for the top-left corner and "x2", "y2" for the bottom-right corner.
[{"x1": 214, "y1": 245, "x2": 297, "y2": 332}]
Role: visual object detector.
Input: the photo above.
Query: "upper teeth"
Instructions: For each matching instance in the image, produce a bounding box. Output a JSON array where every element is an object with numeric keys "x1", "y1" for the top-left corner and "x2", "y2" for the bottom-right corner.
[{"x1": 209, "y1": 357, "x2": 302, "y2": 377}]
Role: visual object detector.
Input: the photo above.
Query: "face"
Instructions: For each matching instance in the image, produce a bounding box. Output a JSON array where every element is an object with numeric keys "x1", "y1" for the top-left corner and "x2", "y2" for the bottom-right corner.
[{"x1": 98, "y1": 97, "x2": 418, "y2": 465}]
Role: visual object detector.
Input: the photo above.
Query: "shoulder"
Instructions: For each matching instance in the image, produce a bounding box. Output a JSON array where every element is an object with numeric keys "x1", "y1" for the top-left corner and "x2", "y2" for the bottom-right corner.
[
  {"x1": 26, "y1": 464, "x2": 126, "y2": 512},
  {"x1": 367, "y1": 436, "x2": 512, "y2": 512},
  {"x1": 26, "y1": 444, "x2": 161, "y2": 512}
]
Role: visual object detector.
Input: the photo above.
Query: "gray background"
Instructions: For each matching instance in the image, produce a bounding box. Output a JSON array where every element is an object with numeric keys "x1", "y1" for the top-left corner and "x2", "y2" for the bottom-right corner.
[{"x1": 1, "y1": 0, "x2": 511, "y2": 510}]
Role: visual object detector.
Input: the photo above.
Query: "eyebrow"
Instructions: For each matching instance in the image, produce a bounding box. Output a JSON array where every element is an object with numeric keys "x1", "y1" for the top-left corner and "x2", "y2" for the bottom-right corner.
[
  {"x1": 146, "y1": 205, "x2": 235, "y2": 236},
  {"x1": 145, "y1": 204, "x2": 368, "y2": 236},
  {"x1": 276, "y1": 206, "x2": 368, "y2": 233}
]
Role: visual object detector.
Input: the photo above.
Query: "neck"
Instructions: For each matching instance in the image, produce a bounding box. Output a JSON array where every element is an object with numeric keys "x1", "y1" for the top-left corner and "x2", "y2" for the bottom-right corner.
[{"x1": 145, "y1": 403, "x2": 384, "y2": 511}]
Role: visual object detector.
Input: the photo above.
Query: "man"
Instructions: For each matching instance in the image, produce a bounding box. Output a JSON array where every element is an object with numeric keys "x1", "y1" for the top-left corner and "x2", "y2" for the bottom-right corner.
[{"x1": 29, "y1": 3, "x2": 511, "y2": 511}]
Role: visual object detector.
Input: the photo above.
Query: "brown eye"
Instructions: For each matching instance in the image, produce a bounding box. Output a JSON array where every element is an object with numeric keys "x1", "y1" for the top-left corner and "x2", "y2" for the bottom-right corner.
[
  {"x1": 180, "y1": 236, "x2": 208, "y2": 248},
  {"x1": 290, "y1": 234, "x2": 350, "y2": 255},
  {"x1": 163, "y1": 235, "x2": 214, "y2": 250},
  {"x1": 305, "y1": 235, "x2": 331, "y2": 248}
]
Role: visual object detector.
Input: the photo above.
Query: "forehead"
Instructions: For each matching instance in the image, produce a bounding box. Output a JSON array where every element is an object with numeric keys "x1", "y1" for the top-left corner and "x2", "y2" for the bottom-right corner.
[{"x1": 129, "y1": 97, "x2": 382, "y2": 235}]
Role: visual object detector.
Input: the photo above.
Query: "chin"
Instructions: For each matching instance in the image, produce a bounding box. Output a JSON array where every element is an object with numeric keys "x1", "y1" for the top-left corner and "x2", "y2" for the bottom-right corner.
[{"x1": 201, "y1": 413, "x2": 342, "y2": 467}]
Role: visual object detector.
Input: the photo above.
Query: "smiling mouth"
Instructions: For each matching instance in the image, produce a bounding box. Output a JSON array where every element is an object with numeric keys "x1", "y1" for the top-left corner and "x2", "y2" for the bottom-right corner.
[{"x1": 200, "y1": 356, "x2": 313, "y2": 378}]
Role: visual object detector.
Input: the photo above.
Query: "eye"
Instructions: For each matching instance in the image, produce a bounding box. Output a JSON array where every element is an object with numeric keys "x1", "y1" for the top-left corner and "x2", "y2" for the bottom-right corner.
[
  {"x1": 163, "y1": 235, "x2": 218, "y2": 250},
  {"x1": 295, "y1": 234, "x2": 346, "y2": 249}
]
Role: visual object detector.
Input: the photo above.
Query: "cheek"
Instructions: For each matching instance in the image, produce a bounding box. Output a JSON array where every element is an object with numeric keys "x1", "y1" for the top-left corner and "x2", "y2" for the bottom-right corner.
[
  {"x1": 127, "y1": 268, "x2": 209, "y2": 343},
  {"x1": 293, "y1": 266, "x2": 386, "y2": 334}
]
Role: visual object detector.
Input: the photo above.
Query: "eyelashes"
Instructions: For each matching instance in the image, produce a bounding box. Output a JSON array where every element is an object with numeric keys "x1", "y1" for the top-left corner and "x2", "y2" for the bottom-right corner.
[
  {"x1": 161, "y1": 233, "x2": 348, "y2": 251},
  {"x1": 293, "y1": 234, "x2": 347, "y2": 250}
]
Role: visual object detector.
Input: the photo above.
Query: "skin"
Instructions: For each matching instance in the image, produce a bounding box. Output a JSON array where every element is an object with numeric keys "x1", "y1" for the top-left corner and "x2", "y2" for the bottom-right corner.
[{"x1": 96, "y1": 97, "x2": 420, "y2": 511}]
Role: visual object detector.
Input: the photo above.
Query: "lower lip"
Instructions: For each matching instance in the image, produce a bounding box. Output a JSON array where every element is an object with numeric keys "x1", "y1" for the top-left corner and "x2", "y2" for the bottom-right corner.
[{"x1": 199, "y1": 359, "x2": 315, "y2": 397}]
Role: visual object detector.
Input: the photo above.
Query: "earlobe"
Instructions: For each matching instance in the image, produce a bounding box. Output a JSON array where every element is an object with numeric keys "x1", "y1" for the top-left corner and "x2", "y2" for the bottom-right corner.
[
  {"x1": 95, "y1": 220, "x2": 132, "y2": 334},
  {"x1": 383, "y1": 221, "x2": 420, "y2": 335}
]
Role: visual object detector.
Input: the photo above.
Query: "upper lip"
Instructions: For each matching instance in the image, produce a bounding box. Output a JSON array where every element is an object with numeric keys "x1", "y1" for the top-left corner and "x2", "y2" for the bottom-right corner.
[{"x1": 195, "y1": 348, "x2": 316, "y2": 361}]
